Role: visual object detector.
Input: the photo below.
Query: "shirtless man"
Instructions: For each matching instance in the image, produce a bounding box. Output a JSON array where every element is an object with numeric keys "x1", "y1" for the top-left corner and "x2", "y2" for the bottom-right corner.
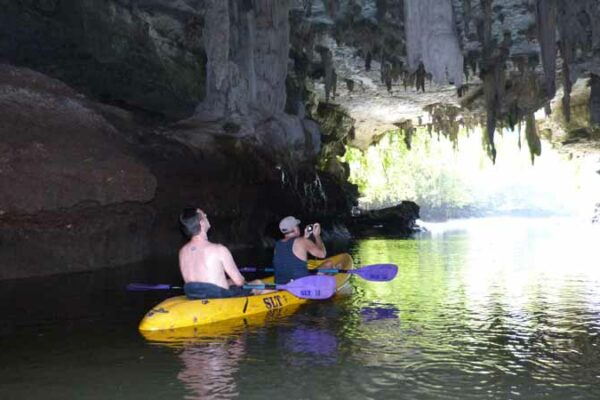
[
  {"x1": 179, "y1": 208, "x2": 263, "y2": 299},
  {"x1": 273, "y1": 216, "x2": 327, "y2": 284}
]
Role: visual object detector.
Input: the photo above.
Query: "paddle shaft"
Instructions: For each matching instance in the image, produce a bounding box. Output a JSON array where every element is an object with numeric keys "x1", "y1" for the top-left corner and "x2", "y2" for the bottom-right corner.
[
  {"x1": 128, "y1": 275, "x2": 337, "y2": 299},
  {"x1": 240, "y1": 263, "x2": 398, "y2": 282}
]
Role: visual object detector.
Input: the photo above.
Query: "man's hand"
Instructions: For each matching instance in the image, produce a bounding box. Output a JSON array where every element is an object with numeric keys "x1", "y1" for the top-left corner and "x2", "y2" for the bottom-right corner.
[
  {"x1": 302, "y1": 222, "x2": 326, "y2": 258},
  {"x1": 312, "y1": 223, "x2": 321, "y2": 237},
  {"x1": 304, "y1": 225, "x2": 312, "y2": 238}
]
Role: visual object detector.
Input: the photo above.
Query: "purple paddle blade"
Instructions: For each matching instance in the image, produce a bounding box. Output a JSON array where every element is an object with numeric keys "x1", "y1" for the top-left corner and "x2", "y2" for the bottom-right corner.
[
  {"x1": 351, "y1": 264, "x2": 398, "y2": 281},
  {"x1": 126, "y1": 283, "x2": 173, "y2": 291},
  {"x1": 279, "y1": 275, "x2": 337, "y2": 300}
]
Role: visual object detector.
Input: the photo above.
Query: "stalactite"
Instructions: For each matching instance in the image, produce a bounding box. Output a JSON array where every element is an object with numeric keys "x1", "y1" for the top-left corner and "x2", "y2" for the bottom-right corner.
[
  {"x1": 404, "y1": 0, "x2": 464, "y2": 86},
  {"x1": 303, "y1": 0, "x2": 313, "y2": 17},
  {"x1": 590, "y1": 73, "x2": 600, "y2": 126},
  {"x1": 365, "y1": 52, "x2": 372, "y2": 71},
  {"x1": 376, "y1": 0, "x2": 388, "y2": 21},
  {"x1": 332, "y1": 69, "x2": 337, "y2": 99},
  {"x1": 587, "y1": 2, "x2": 600, "y2": 52},
  {"x1": 424, "y1": 103, "x2": 461, "y2": 150},
  {"x1": 462, "y1": 0, "x2": 472, "y2": 37},
  {"x1": 197, "y1": 0, "x2": 291, "y2": 119},
  {"x1": 345, "y1": 78, "x2": 355, "y2": 92},
  {"x1": 479, "y1": 0, "x2": 502, "y2": 163},
  {"x1": 506, "y1": 103, "x2": 518, "y2": 132},
  {"x1": 536, "y1": 0, "x2": 557, "y2": 101},
  {"x1": 403, "y1": 127, "x2": 414, "y2": 150},
  {"x1": 316, "y1": 45, "x2": 335, "y2": 103},
  {"x1": 557, "y1": 2, "x2": 575, "y2": 123},
  {"x1": 559, "y1": 39, "x2": 573, "y2": 123},
  {"x1": 525, "y1": 113, "x2": 541, "y2": 164},
  {"x1": 323, "y1": 0, "x2": 337, "y2": 19},
  {"x1": 415, "y1": 62, "x2": 426, "y2": 92}
]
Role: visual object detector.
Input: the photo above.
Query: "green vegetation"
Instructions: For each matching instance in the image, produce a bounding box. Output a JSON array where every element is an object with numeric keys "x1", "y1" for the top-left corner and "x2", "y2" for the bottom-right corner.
[
  {"x1": 342, "y1": 128, "x2": 476, "y2": 218},
  {"x1": 341, "y1": 127, "x2": 599, "y2": 220}
]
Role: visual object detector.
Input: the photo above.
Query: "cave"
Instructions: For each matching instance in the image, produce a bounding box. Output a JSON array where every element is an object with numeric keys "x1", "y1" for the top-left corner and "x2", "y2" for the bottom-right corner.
[{"x1": 1, "y1": 1, "x2": 600, "y2": 398}]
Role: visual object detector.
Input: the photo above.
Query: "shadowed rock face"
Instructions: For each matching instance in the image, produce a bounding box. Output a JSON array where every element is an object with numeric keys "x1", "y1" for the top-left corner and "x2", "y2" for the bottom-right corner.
[
  {"x1": 0, "y1": 64, "x2": 158, "y2": 279},
  {"x1": 0, "y1": 65, "x2": 157, "y2": 213},
  {"x1": 0, "y1": 0, "x2": 207, "y2": 118},
  {"x1": 0, "y1": 64, "x2": 356, "y2": 279}
]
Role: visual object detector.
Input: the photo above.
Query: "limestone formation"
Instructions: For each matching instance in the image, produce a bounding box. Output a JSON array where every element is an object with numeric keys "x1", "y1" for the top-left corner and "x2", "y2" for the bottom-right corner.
[{"x1": 405, "y1": 0, "x2": 464, "y2": 87}]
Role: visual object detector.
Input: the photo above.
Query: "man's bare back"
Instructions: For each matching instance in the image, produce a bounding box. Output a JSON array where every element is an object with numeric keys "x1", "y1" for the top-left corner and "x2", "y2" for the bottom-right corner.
[
  {"x1": 179, "y1": 237, "x2": 245, "y2": 290},
  {"x1": 178, "y1": 208, "x2": 270, "y2": 298}
]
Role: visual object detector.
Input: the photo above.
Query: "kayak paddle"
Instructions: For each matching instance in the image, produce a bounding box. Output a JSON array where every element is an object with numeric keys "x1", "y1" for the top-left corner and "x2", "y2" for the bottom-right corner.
[
  {"x1": 126, "y1": 275, "x2": 337, "y2": 300},
  {"x1": 243, "y1": 275, "x2": 337, "y2": 300},
  {"x1": 240, "y1": 263, "x2": 398, "y2": 282},
  {"x1": 127, "y1": 283, "x2": 182, "y2": 291}
]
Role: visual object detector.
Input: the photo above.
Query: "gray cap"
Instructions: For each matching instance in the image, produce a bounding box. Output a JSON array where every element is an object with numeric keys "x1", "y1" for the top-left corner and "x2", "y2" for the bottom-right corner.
[{"x1": 279, "y1": 216, "x2": 300, "y2": 233}]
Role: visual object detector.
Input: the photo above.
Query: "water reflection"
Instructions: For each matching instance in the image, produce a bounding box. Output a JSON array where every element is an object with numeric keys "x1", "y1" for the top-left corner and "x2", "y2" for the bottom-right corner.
[
  {"x1": 360, "y1": 303, "x2": 399, "y2": 322},
  {"x1": 177, "y1": 338, "x2": 245, "y2": 400},
  {"x1": 2, "y1": 217, "x2": 600, "y2": 399},
  {"x1": 346, "y1": 217, "x2": 600, "y2": 399},
  {"x1": 281, "y1": 325, "x2": 338, "y2": 366}
]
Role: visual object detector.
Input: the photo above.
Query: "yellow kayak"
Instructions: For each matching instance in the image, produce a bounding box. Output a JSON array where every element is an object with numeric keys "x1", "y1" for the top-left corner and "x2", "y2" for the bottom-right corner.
[
  {"x1": 138, "y1": 253, "x2": 353, "y2": 333},
  {"x1": 141, "y1": 304, "x2": 304, "y2": 343}
]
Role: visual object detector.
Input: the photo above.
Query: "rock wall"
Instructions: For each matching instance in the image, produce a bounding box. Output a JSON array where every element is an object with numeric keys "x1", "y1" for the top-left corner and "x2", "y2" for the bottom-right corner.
[
  {"x1": 0, "y1": 64, "x2": 157, "y2": 279},
  {"x1": 193, "y1": 0, "x2": 323, "y2": 165},
  {"x1": 0, "y1": 0, "x2": 206, "y2": 118},
  {"x1": 198, "y1": 0, "x2": 290, "y2": 120},
  {"x1": 0, "y1": 63, "x2": 355, "y2": 279},
  {"x1": 0, "y1": 65, "x2": 157, "y2": 213}
]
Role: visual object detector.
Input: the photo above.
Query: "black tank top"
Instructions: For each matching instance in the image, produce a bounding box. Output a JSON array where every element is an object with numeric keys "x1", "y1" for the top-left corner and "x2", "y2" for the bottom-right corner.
[{"x1": 273, "y1": 238, "x2": 309, "y2": 284}]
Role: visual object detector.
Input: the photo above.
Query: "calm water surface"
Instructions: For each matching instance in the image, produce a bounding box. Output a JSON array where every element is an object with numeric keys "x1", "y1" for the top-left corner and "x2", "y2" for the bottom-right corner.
[{"x1": 1, "y1": 217, "x2": 599, "y2": 399}]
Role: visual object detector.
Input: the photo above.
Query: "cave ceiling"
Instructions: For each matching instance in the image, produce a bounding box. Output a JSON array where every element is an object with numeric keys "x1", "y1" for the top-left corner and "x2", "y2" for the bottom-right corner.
[
  {"x1": 292, "y1": 0, "x2": 600, "y2": 158},
  {"x1": 3, "y1": 0, "x2": 600, "y2": 161}
]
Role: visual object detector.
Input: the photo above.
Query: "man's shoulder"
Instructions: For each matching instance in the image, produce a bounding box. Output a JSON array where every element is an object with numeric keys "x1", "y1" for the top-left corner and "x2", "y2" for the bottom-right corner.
[
  {"x1": 179, "y1": 241, "x2": 191, "y2": 253},
  {"x1": 206, "y1": 242, "x2": 228, "y2": 253},
  {"x1": 293, "y1": 236, "x2": 310, "y2": 249},
  {"x1": 294, "y1": 236, "x2": 308, "y2": 244}
]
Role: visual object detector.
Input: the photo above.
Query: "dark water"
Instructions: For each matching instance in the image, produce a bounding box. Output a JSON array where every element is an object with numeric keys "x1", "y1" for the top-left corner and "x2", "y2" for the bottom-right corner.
[{"x1": 1, "y1": 217, "x2": 599, "y2": 399}]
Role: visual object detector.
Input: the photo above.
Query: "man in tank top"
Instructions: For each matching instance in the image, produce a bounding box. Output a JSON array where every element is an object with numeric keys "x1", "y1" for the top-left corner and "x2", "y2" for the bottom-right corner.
[
  {"x1": 273, "y1": 216, "x2": 327, "y2": 284},
  {"x1": 178, "y1": 208, "x2": 267, "y2": 299}
]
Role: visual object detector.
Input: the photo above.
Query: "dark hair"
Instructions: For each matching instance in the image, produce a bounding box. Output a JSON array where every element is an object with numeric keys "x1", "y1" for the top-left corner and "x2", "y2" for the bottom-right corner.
[{"x1": 179, "y1": 208, "x2": 201, "y2": 237}]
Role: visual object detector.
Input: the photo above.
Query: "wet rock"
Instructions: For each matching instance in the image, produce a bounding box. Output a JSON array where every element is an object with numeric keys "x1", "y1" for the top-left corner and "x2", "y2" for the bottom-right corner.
[
  {"x1": 0, "y1": 65, "x2": 355, "y2": 279},
  {"x1": 0, "y1": 65, "x2": 157, "y2": 214},
  {"x1": 0, "y1": 0, "x2": 206, "y2": 118},
  {"x1": 0, "y1": 205, "x2": 155, "y2": 279},
  {"x1": 348, "y1": 201, "x2": 420, "y2": 237},
  {"x1": 0, "y1": 65, "x2": 158, "y2": 279}
]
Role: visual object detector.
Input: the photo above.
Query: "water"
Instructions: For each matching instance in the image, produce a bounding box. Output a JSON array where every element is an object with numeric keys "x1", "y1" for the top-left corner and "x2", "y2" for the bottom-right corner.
[{"x1": 1, "y1": 217, "x2": 599, "y2": 399}]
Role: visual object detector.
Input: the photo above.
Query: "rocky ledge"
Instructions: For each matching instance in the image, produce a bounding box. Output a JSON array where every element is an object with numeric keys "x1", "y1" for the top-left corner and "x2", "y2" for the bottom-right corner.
[{"x1": 0, "y1": 64, "x2": 357, "y2": 279}]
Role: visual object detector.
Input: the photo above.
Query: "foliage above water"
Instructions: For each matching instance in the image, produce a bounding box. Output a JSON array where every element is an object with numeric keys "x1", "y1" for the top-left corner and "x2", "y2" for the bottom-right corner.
[
  {"x1": 341, "y1": 127, "x2": 600, "y2": 220},
  {"x1": 342, "y1": 128, "x2": 475, "y2": 218}
]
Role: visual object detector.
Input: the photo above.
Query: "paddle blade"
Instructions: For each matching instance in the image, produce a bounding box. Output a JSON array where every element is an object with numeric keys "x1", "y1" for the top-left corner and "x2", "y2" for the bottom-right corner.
[
  {"x1": 279, "y1": 275, "x2": 337, "y2": 300},
  {"x1": 127, "y1": 283, "x2": 173, "y2": 291},
  {"x1": 352, "y1": 264, "x2": 398, "y2": 281}
]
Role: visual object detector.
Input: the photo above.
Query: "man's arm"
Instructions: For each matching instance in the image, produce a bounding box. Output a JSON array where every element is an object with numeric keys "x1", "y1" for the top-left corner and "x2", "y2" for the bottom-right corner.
[
  {"x1": 219, "y1": 245, "x2": 246, "y2": 286},
  {"x1": 303, "y1": 223, "x2": 326, "y2": 259}
]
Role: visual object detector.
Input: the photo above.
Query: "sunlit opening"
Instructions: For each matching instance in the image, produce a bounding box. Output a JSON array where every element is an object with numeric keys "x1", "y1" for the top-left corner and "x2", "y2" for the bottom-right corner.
[{"x1": 342, "y1": 125, "x2": 600, "y2": 221}]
